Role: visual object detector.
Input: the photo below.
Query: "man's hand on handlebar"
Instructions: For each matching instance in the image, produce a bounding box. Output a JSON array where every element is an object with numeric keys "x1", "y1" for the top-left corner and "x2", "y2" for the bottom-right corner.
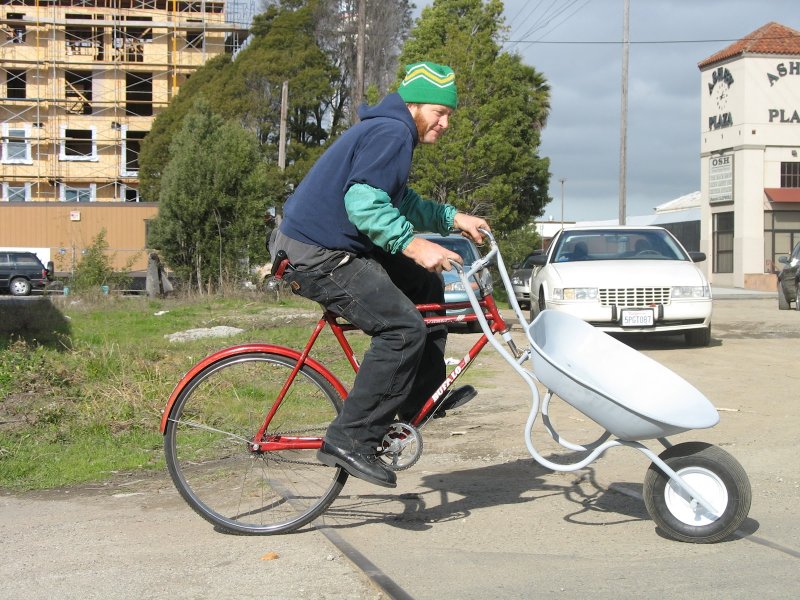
[
  {"x1": 402, "y1": 236, "x2": 463, "y2": 273},
  {"x1": 453, "y1": 213, "x2": 491, "y2": 244}
]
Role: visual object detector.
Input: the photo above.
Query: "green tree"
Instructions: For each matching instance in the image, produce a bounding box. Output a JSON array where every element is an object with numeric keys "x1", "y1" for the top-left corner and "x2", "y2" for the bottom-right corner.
[
  {"x1": 147, "y1": 100, "x2": 270, "y2": 292},
  {"x1": 138, "y1": 54, "x2": 231, "y2": 203},
  {"x1": 397, "y1": 0, "x2": 552, "y2": 233},
  {"x1": 71, "y1": 229, "x2": 133, "y2": 291}
]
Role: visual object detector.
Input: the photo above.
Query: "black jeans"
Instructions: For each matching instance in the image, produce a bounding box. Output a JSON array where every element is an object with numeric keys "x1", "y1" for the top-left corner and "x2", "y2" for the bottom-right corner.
[{"x1": 284, "y1": 248, "x2": 446, "y2": 454}]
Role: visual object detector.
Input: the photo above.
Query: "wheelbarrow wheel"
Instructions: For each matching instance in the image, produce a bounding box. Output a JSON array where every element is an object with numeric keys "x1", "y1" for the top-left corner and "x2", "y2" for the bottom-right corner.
[{"x1": 643, "y1": 442, "x2": 751, "y2": 544}]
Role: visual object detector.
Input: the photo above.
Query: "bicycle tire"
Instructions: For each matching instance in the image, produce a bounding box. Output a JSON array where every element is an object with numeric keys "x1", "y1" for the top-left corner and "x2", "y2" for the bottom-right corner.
[{"x1": 164, "y1": 352, "x2": 348, "y2": 535}]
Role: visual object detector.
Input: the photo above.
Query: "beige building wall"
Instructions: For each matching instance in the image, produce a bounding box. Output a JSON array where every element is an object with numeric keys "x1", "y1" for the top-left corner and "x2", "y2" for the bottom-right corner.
[
  {"x1": 698, "y1": 24, "x2": 800, "y2": 290},
  {"x1": 0, "y1": 202, "x2": 158, "y2": 270}
]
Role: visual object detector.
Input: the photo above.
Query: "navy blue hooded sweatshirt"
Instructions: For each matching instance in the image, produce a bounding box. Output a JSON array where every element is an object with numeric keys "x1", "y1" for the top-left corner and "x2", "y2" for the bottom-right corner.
[{"x1": 280, "y1": 93, "x2": 419, "y2": 254}]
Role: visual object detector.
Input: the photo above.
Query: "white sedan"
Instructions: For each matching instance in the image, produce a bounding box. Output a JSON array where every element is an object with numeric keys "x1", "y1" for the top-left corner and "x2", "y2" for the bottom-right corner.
[{"x1": 529, "y1": 226, "x2": 712, "y2": 346}]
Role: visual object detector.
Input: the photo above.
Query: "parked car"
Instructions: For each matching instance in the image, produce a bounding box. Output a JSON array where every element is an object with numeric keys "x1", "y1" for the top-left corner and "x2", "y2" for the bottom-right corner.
[
  {"x1": 777, "y1": 241, "x2": 800, "y2": 310},
  {"x1": 528, "y1": 226, "x2": 712, "y2": 346},
  {"x1": 510, "y1": 250, "x2": 544, "y2": 309},
  {"x1": 417, "y1": 233, "x2": 493, "y2": 332},
  {"x1": 0, "y1": 251, "x2": 53, "y2": 296}
]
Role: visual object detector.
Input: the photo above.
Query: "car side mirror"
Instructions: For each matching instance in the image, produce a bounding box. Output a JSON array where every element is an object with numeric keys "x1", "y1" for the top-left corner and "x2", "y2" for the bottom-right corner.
[
  {"x1": 778, "y1": 255, "x2": 789, "y2": 265},
  {"x1": 531, "y1": 254, "x2": 548, "y2": 266},
  {"x1": 688, "y1": 252, "x2": 706, "y2": 263}
]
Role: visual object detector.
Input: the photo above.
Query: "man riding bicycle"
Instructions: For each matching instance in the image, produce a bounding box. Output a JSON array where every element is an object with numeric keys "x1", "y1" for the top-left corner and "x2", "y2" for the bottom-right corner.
[{"x1": 270, "y1": 61, "x2": 489, "y2": 488}]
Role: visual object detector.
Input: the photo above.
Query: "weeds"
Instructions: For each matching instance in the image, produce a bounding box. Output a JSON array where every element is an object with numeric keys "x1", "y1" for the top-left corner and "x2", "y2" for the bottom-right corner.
[{"x1": 1, "y1": 292, "x2": 346, "y2": 490}]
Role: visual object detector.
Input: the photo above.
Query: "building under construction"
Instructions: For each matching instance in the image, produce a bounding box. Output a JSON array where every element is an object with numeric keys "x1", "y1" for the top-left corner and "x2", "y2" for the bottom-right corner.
[{"x1": 1, "y1": 0, "x2": 251, "y2": 271}]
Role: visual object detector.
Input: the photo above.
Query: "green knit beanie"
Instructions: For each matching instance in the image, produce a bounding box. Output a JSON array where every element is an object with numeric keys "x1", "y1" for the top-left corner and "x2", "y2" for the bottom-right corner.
[{"x1": 397, "y1": 62, "x2": 458, "y2": 109}]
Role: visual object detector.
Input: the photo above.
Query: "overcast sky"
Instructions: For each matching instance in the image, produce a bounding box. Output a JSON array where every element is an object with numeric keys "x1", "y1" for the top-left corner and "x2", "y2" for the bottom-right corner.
[{"x1": 417, "y1": 0, "x2": 799, "y2": 222}]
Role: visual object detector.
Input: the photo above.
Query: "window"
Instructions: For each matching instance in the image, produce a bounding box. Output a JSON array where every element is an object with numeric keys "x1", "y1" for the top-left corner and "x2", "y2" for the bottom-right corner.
[
  {"x1": 186, "y1": 31, "x2": 204, "y2": 49},
  {"x1": 123, "y1": 186, "x2": 140, "y2": 202},
  {"x1": 60, "y1": 127, "x2": 97, "y2": 161},
  {"x1": 2, "y1": 182, "x2": 31, "y2": 202},
  {"x1": 713, "y1": 212, "x2": 734, "y2": 273},
  {"x1": 60, "y1": 183, "x2": 96, "y2": 203},
  {"x1": 122, "y1": 129, "x2": 146, "y2": 175},
  {"x1": 8, "y1": 13, "x2": 26, "y2": 44},
  {"x1": 1, "y1": 124, "x2": 31, "y2": 163},
  {"x1": 65, "y1": 70, "x2": 92, "y2": 115},
  {"x1": 764, "y1": 211, "x2": 800, "y2": 272},
  {"x1": 5, "y1": 69, "x2": 26, "y2": 99},
  {"x1": 780, "y1": 162, "x2": 800, "y2": 188},
  {"x1": 126, "y1": 72, "x2": 153, "y2": 116}
]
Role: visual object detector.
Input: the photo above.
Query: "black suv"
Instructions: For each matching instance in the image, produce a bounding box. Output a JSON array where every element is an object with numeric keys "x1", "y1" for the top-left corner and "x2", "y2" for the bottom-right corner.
[{"x1": 0, "y1": 252, "x2": 54, "y2": 296}]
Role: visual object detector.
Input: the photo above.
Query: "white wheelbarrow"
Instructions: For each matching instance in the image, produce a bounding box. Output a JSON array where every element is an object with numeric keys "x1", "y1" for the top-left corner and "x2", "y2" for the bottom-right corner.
[{"x1": 520, "y1": 309, "x2": 751, "y2": 543}]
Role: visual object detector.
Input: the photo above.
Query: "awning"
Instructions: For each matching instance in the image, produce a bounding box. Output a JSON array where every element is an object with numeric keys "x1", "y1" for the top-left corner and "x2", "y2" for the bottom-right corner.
[{"x1": 765, "y1": 188, "x2": 800, "y2": 203}]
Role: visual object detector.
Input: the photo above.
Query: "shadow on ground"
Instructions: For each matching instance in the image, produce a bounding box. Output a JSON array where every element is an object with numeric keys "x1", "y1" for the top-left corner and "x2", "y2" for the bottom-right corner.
[{"x1": 0, "y1": 297, "x2": 72, "y2": 349}]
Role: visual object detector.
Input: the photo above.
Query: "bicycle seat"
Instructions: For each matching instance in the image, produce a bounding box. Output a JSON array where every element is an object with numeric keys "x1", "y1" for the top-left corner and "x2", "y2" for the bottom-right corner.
[{"x1": 270, "y1": 250, "x2": 292, "y2": 280}]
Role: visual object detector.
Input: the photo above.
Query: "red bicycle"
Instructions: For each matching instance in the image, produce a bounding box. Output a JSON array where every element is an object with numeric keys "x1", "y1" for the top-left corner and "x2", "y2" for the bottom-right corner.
[
  {"x1": 160, "y1": 241, "x2": 508, "y2": 535},
  {"x1": 161, "y1": 231, "x2": 751, "y2": 543}
]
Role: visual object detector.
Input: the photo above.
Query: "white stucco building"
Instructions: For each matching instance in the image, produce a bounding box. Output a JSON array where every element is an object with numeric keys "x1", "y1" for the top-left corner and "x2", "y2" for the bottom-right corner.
[{"x1": 698, "y1": 22, "x2": 800, "y2": 290}]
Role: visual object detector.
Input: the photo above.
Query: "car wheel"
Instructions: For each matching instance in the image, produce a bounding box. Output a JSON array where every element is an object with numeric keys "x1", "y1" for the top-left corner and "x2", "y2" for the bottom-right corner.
[
  {"x1": 685, "y1": 325, "x2": 711, "y2": 347},
  {"x1": 9, "y1": 277, "x2": 32, "y2": 296},
  {"x1": 778, "y1": 281, "x2": 790, "y2": 310}
]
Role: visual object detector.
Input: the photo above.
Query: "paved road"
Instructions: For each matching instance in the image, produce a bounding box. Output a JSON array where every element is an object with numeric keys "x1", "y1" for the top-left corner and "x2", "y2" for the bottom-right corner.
[{"x1": 1, "y1": 296, "x2": 797, "y2": 599}]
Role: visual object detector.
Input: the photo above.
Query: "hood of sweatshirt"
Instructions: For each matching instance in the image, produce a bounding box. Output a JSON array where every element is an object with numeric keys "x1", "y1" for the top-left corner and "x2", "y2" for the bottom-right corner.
[{"x1": 357, "y1": 93, "x2": 419, "y2": 147}]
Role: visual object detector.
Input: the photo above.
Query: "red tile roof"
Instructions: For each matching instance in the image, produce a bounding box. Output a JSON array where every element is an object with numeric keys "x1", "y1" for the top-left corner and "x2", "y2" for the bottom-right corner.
[
  {"x1": 698, "y1": 22, "x2": 800, "y2": 69},
  {"x1": 765, "y1": 188, "x2": 800, "y2": 203}
]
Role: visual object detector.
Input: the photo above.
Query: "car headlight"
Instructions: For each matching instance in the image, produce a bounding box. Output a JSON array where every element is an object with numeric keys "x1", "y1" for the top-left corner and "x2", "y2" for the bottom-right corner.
[
  {"x1": 671, "y1": 285, "x2": 710, "y2": 299},
  {"x1": 445, "y1": 279, "x2": 488, "y2": 295},
  {"x1": 552, "y1": 287, "x2": 598, "y2": 301},
  {"x1": 444, "y1": 281, "x2": 467, "y2": 292},
  {"x1": 511, "y1": 275, "x2": 523, "y2": 285}
]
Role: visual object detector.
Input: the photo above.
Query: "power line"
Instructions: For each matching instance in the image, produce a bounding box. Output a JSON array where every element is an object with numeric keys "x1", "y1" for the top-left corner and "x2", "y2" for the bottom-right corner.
[{"x1": 506, "y1": 35, "x2": 800, "y2": 45}]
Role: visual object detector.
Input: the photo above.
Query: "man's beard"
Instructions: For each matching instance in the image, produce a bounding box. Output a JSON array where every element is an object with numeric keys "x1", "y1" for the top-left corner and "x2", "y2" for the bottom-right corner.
[{"x1": 412, "y1": 110, "x2": 431, "y2": 142}]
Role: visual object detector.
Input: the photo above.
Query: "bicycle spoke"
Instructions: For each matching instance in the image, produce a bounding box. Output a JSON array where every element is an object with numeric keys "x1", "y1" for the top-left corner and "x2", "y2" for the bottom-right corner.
[{"x1": 164, "y1": 353, "x2": 347, "y2": 534}]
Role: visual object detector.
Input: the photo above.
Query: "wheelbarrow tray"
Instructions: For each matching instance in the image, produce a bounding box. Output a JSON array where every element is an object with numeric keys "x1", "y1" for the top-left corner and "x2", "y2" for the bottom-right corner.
[{"x1": 526, "y1": 310, "x2": 719, "y2": 441}]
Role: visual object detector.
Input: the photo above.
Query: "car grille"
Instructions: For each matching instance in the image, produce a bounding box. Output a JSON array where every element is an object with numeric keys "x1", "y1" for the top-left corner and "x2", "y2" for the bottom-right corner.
[{"x1": 599, "y1": 287, "x2": 671, "y2": 307}]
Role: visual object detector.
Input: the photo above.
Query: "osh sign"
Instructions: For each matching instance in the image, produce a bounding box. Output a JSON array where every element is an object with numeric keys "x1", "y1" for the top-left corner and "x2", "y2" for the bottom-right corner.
[{"x1": 709, "y1": 155, "x2": 733, "y2": 204}]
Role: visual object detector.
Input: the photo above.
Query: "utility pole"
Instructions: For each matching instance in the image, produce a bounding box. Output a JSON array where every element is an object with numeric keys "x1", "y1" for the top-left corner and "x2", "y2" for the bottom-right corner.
[
  {"x1": 618, "y1": 0, "x2": 630, "y2": 225},
  {"x1": 278, "y1": 80, "x2": 288, "y2": 170},
  {"x1": 560, "y1": 178, "x2": 566, "y2": 229},
  {"x1": 353, "y1": 0, "x2": 366, "y2": 122}
]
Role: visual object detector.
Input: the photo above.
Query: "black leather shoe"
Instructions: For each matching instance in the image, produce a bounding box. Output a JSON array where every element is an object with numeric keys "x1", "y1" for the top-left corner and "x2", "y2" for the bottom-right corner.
[{"x1": 317, "y1": 441, "x2": 397, "y2": 488}]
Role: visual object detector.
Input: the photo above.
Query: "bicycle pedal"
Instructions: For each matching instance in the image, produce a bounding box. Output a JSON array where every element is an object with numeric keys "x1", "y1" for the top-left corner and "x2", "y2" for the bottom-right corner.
[{"x1": 441, "y1": 385, "x2": 477, "y2": 411}]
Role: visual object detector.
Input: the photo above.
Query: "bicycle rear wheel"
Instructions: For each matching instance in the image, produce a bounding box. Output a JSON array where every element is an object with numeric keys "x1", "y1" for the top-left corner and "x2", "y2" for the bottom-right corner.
[{"x1": 164, "y1": 352, "x2": 347, "y2": 534}]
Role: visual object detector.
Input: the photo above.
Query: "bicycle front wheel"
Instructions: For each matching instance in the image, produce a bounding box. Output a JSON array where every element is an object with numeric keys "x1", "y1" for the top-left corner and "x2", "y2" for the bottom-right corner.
[{"x1": 164, "y1": 352, "x2": 348, "y2": 535}]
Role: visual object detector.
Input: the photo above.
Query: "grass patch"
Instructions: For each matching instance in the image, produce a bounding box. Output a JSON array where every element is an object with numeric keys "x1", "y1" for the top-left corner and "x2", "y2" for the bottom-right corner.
[
  {"x1": 0, "y1": 291, "x2": 500, "y2": 491},
  {"x1": 0, "y1": 292, "x2": 366, "y2": 491}
]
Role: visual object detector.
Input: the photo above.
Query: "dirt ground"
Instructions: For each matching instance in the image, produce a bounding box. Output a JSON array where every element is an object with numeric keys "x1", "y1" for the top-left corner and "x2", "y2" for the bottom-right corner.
[{"x1": 1, "y1": 296, "x2": 798, "y2": 599}]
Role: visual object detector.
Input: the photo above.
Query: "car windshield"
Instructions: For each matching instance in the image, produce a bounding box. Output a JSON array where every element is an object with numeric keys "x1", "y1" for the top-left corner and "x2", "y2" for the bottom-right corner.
[
  {"x1": 551, "y1": 230, "x2": 687, "y2": 263},
  {"x1": 521, "y1": 253, "x2": 541, "y2": 269},
  {"x1": 430, "y1": 237, "x2": 479, "y2": 264}
]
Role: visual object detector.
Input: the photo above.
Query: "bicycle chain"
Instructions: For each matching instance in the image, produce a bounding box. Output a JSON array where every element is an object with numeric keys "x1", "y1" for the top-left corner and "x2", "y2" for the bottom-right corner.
[{"x1": 253, "y1": 425, "x2": 329, "y2": 467}]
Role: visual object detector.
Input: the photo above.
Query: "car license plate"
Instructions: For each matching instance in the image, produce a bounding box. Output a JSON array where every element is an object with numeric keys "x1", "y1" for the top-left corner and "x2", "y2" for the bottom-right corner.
[{"x1": 620, "y1": 308, "x2": 654, "y2": 327}]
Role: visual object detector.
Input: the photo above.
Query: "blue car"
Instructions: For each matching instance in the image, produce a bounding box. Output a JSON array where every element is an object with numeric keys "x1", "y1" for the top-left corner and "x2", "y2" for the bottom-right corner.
[{"x1": 416, "y1": 233, "x2": 493, "y2": 332}]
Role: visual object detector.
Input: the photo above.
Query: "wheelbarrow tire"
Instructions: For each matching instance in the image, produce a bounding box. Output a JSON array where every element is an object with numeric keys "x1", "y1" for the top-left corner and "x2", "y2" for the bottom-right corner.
[{"x1": 643, "y1": 442, "x2": 751, "y2": 544}]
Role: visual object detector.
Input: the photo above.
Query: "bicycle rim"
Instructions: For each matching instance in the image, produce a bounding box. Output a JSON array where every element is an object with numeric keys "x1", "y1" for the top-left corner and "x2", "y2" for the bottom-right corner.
[{"x1": 164, "y1": 352, "x2": 347, "y2": 535}]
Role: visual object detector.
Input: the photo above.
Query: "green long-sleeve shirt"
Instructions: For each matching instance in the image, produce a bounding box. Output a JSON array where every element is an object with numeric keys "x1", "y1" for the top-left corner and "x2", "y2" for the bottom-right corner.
[{"x1": 344, "y1": 183, "x2": 456, "y2": 254}]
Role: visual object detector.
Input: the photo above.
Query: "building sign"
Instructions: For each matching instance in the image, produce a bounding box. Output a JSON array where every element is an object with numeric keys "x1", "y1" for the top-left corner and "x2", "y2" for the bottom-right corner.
[
  {"x1": 709, "y1": 155, "x2": 733, "y2": 203},
  {"x1": 707, "y1": 66, "x2": 734, "y2": 130},
  {"x1": 766, "y1": 61, "x2": 800, "y2": 123}
]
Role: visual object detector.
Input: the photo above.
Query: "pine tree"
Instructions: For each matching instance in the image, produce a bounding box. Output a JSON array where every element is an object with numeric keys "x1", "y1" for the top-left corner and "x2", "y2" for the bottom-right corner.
[
  {"x1": 398, "y1": 0, "x2": 552, "y2": 232},
  {"x1": 147, "y1": 100, "x2": 269, "y2": 292}
]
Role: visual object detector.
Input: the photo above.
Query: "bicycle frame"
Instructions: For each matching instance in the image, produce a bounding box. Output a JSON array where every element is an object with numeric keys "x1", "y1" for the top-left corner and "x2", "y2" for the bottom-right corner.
[{"x1": 159, "y1": 274, "x2": 511, "y2": 452}]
